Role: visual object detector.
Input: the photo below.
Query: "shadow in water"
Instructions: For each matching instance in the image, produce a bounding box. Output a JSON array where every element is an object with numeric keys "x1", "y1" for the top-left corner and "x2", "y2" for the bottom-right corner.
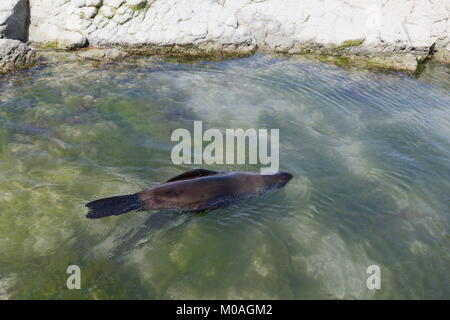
[{"x1": 110, "y1": 211, "x2": 194, "y2": 260}]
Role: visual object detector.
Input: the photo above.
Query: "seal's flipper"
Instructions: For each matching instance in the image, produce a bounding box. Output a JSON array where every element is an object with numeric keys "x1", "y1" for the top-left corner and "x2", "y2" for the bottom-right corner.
[
  {"x1": 86, "y1": 194, "x2": 143, "y2": 219},
  {"x1": 166, "y1": 168, "x2": 222, "y2": 182}
]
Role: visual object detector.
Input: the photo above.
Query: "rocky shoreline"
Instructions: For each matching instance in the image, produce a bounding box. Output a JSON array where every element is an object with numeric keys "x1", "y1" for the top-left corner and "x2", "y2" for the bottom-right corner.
[
  {"x1": 1, "y1": 0, "x2": 449, "y2": 73},
  {"x1": 0, "y1": 39, "x2": 35, "y2": 73}
]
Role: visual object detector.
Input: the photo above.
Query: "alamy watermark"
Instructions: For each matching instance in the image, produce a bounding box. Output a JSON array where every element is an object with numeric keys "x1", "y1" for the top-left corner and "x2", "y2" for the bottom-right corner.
[
  {"x1": 66, "y1": 265, "x2": 81, "y2": 290},
  {"x1": 366, "y1": 265, "x2": 381, "y2": 290},
  {"x1": 171, "y1": 121, "x2": 280, "y2": 175}
]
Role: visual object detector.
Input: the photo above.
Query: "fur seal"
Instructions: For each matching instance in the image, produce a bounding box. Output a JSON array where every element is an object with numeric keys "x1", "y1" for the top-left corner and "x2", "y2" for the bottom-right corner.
[{"x1": 86, "y1": 169, "x2": 293, "y2": 219}]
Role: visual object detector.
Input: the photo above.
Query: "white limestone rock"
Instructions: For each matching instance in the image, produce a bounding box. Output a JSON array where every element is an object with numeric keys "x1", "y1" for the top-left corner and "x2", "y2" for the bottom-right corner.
[
  {"x1": 29, "y1": 22, "x2": 87, "y2": 49},
  {"x1": 0, "y1": 39, "x2": 36, "y2": 73},
  {"x1": 126, "y1": 0, "x2": 147, "y2": 7},
  {"x1": 100, "y1": 5, "x2": 115, "y2": 18},
  {"x1": 105, "y1": 0, "x2": 125, "y2": 9},
  {"x1": 24, "y1": 0, "x2": 450, "y2": 68},
  {"x1": 72, "y1": 0, "x2": 86, "y2": 8},
  {"x1": 86, "y1": 0, "x2": 103, "y2": 7},
  {"x1": 81, "y1": 6, "x2": 98, "y2": 19},
  {"x1": 112, "y1": 8, "x2": 133, "y2": 25}
]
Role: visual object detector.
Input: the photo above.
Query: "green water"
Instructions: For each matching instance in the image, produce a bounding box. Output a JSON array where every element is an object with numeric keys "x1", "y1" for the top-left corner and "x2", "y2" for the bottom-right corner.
[{"x1": 0, "y1": 54, "x2": 449, "y2": 299}]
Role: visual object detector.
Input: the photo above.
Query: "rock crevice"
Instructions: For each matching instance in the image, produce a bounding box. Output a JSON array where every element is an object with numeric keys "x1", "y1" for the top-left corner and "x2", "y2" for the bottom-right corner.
[{"x1": 0, "y1": 0, "x2": 30, "y2": 42}]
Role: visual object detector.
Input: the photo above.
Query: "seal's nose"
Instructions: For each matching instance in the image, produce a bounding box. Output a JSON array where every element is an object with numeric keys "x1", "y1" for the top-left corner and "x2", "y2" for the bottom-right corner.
[{"x1": 278, "y1": 171, "x2": 293, "y2": 183}]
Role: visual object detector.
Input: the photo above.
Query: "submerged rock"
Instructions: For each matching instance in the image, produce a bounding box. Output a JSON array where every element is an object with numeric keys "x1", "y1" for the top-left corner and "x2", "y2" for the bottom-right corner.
[
  {"x1": 0, "y1": 273, "x2": 18, "y2": 300},
  {"x1": 76, "y1": 47, "x2": 127, "y2": 62},
  {"x1": 0, "y1": 39, "x2": 36, "y2": 73}
]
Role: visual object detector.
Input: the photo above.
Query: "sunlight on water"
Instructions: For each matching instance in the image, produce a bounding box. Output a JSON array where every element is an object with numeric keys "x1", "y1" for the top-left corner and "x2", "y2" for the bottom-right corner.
[{"x1": 0, "y1": 54, "x2": 449, "y2": 299}]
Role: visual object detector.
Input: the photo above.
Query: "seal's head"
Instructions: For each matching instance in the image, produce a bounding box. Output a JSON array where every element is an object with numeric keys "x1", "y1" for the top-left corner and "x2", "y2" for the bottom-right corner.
[{"x1": 262, "y1": 171, "x2": 293, "y2": 189}]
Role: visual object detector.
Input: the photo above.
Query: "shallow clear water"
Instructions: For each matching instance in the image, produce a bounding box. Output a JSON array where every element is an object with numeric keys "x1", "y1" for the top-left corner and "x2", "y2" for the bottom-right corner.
[{"x1": 0, "y1": 54, "x2": 449, "y2": 299}]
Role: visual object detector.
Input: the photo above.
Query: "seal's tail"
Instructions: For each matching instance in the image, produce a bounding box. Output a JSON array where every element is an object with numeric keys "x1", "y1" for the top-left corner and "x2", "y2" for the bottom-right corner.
[{"x1": 86, "y1": 194, "x2": 143, "y2": 219}]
